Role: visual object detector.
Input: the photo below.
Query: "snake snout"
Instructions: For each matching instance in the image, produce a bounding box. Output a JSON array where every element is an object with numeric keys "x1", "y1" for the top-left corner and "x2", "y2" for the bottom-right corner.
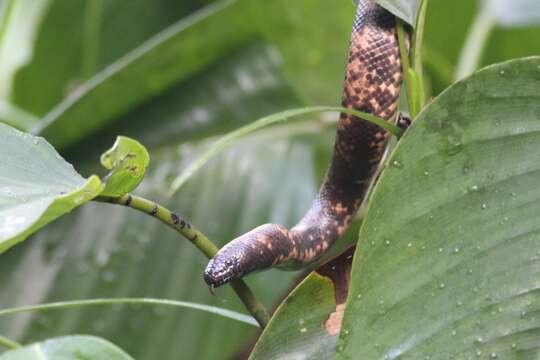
[
  {"x1": 203, "y1": 224, "x2": 289, "y2": 287},
  {"x1": 204, "y1": 255, "x2": 241, "y2": 287}
]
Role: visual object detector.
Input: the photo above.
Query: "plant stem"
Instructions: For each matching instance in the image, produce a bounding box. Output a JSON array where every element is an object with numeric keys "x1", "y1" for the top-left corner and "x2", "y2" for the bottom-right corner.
[
  {"x1": 0, "y1": 298, "x2": 258, "y2": 327},
  {"x1": 0, "y1": 0, "x2": 16, "y2": 47},
  {"x1": 170, "y1": 106, "x2": 402, "y2": 194},
  {"x1": 95, "y1": 194, "x2": 270, "y2": 327},
  {"x1": 454, "y1": 3, "x2": 495, "y2": 81},
  {"x1": 0, "y1": 334, "x2": 20, "y2": 350},
  {"x1": 411, "y1": 0, "x2": 428, "y2": 107},
  {"x1": 397, "y1": 20, "x2": 418, "y2": 118}
]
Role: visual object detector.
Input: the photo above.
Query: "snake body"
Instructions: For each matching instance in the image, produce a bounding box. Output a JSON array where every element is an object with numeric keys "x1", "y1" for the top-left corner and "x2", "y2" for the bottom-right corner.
[{"x1": 204, "y1": 0, "x2": 404, "y2": 287}]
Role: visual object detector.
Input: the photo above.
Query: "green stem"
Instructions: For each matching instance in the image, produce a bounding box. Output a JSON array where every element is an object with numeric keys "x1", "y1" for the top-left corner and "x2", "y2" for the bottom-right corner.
[
  {"x1": 170, "y1": 106, "x2": 402, "y2": 194},
  {"x1": 0, "y1": 0, "x2": 16, "y2": 46},
  {"x1": 411, "y1": 0, "x2": 428, "y2": 107},
  {"x1": 0, "y1": 298, "x2": 257, "y2": 327},
  {"x1": 0, "y1": 334, "x2": 20, "y2": 350},
  {"x1": 94, "y1": 194, "x2": 270, "y2": 327},
  {"x1": 229, "y1": 281, "x2": 269, "y2": 329},
  {"x1": 397, "y1": 20, "x2": 417, "y2": 118},
  {"x1": 454, "y1": 4, "x2": 495, "y2": 81}
]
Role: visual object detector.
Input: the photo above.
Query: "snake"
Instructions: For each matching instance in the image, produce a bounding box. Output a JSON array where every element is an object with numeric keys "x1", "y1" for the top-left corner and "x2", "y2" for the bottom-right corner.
[{"x1": 204, "y1": 0, "x2": 405, "y2": 288}]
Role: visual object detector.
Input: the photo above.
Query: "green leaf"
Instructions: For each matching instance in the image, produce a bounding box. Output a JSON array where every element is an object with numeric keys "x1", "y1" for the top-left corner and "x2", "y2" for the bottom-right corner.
[
  {"x1": 375, "y1": 0, "x2": 421, "y2": 26},
  {"x1": 250, "y1": 247, "x2": 357, "y2": 360},
  {"x1": 32, "y1": 0, "x2": 358, "y2": 149},
  {"x1": 100, "y1": 136, "x2": 149, "y2": 197},
  {"x1": 9, "y1": 0, "x2": 204, "y2": 117},
  {"x1": 0, "y1": 335, "x2": 133, "y2": 359},
  {"x1": 0, "y1": 0, "x2": 51, "y2": 102},
  {"x1": 0, "y1": 123, "x2": 103, "y2": 254},
  {"x1": 250, "y1": 274, "x2": 337, "y2": 360},
  {"x1": 33, "y1": 0, "x2": 254, "y2": 149},
  {"x1": 338, "y1": 57, "x2": 540, "y2": 358}
]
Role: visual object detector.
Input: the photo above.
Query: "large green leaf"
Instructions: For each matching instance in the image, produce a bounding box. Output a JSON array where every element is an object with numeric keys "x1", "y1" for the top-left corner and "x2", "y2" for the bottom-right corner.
[
  {"x1": 0, "y1": 0, "x2": 51, "y2": 101},
  {"x1": 32, "y1": 0, "x2": 356, "y2": 149},
  {"x1": 250, "y1": 248, "x2": 356, "y2": 360},
  {"x1": 0, "y1": 123, "x2": 103, "y2": 254},
  {"x1": 338, "y1": 58, "x2": 540, "y2": 358},
  {"x1": 9, "y1": 0, "x2": 205, "y2": 117},
  {"x1": 0, "y1": 335, "x2": 133, "y2": 359},
  {"x1": 250, "y1": 274, "x2": 337, "y2": 360},
  {"x1": 33, "y1": 0, "x2": 255, "y2": 149}
]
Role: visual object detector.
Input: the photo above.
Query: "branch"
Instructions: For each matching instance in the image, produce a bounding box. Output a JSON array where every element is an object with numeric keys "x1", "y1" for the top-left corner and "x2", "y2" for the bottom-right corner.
[{"x1": 94, "y1": 194, "x2": 270, "y2": 327}]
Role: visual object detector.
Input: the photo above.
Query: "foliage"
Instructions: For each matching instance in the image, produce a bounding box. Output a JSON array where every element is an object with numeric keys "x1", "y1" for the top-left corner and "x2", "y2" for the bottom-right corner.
[
  {"x1": 0, "y1": 336, "x2": 133, "y2": 360},
  {"x1": 0, "y1": 123, "x2": 103, "y2": 254},
  {"x1": 1, "y1": 0, "x2": 540, "y2": 358},
  {"x1": 100, "y1": 136, "x2": 149, "y2": 197}
]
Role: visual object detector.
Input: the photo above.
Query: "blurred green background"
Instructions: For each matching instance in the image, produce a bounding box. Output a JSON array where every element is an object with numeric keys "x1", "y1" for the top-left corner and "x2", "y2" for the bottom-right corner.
[{"x1": 0, "y1": 0, "x2": 539, "y2": 358}]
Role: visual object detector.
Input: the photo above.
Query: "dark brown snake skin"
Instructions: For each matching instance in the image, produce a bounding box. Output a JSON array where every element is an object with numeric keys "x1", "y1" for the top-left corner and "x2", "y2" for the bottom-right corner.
[{"x1": 204, "y1": 0, "x2": 404, "y2": 287}]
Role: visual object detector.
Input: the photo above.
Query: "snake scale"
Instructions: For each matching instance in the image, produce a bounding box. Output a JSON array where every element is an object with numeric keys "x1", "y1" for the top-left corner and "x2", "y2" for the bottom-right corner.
[{"x1": 204, "y1": 0, "x2": 404, "y2": 287}]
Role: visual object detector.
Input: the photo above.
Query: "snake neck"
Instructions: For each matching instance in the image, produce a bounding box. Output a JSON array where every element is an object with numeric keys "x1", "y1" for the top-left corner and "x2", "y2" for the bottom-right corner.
[{"x1": 204, "y1": 0, "x2": 403, "y2": 288}]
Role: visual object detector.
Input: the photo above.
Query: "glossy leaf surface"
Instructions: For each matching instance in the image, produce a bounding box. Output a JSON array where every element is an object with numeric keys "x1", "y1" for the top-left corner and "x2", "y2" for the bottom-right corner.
[
  {"x1": 339, "y1": 57, "x2": 540, "y2": 359},
  {"x1": 0, "y1": 335, "x2": 133, "y2": 360},
  {"x1": 0, "y1": 123, "x2": 103, "y2": 254}
]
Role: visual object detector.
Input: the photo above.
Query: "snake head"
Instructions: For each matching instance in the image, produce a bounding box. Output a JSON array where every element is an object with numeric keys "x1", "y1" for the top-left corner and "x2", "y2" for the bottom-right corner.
[
  {"x1": 204, "y1": 254, "x2": 243, "y2": 287},
  {"x1": 204, "y1": 224, "x2": 292, "y2": 287}
]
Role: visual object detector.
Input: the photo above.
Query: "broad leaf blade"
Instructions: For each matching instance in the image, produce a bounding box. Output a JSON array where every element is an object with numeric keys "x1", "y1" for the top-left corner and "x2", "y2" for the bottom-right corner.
[
  {"x1": 100, "y1": 136, "x2": 149, "y2": 197},
  {"x1": 250, "y1": 274, "x2": 337, "y2": 360},
  {"x1": 0, "y1": 335, "x2": 133, "y2": 359},
  {"x1": 9, "y1": 0, "x2": 204, "y2": 117},
  {"x1": 33, "y1": 0, "x2": 254, "y2": 149},
  {"x1": 375, "y1": 0, "x2": 420, "y2": 26},
  {"x1": 338, "y1": 57, "x2": 540, "y2": 358},
  {"x1": 251, "y1": 248, "x2": 356, "y2": 360},
  {"x1": 0, "y1": 123, "x2": 103, "y2": 253}
]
